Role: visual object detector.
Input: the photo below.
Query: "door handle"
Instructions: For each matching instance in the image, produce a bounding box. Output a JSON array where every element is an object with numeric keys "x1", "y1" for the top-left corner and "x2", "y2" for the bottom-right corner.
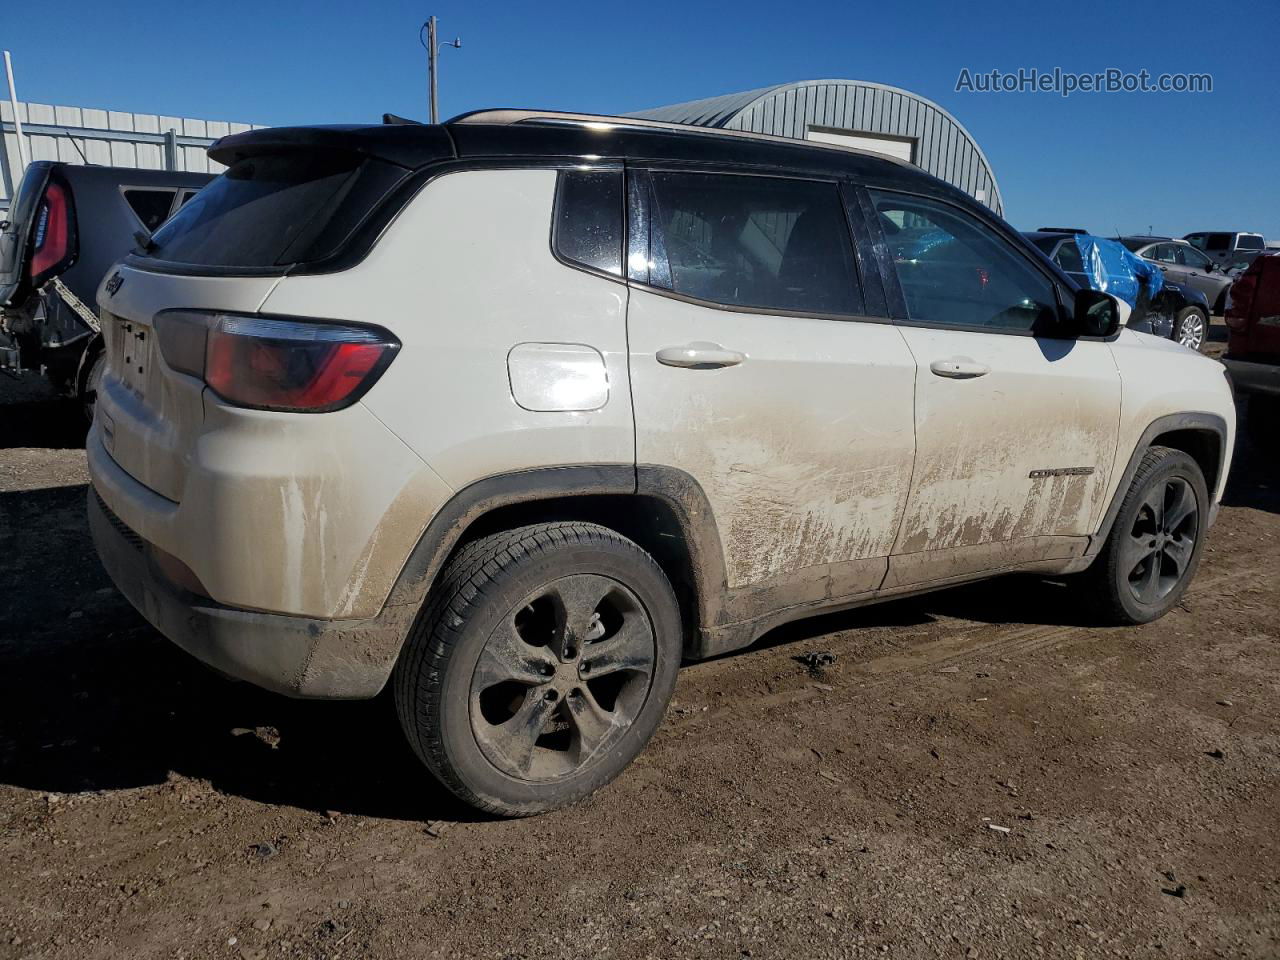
[
  {"x1": 656, "y1": 342, "x2": 746, "y2": 369},
  {"x1": 929, "y1": 357, "x2": 990, "y2": 379}
]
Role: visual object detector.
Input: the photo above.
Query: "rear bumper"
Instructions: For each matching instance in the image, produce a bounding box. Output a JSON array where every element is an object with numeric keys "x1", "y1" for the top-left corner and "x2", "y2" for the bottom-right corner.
[
  {"x1": 1223, "y1": 356, "x2": 1280, "y2": 398},
  {"x1": 88, "y1": 488, "x2": 416, "y2": 699}
]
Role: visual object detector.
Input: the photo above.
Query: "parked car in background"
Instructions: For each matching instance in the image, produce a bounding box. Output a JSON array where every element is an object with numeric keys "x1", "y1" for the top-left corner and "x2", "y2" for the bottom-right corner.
[
  {"x1": 86, "y1": 111, "x2": 1235, "y2": 817},
  {"x1": 1025, "y1": 230, "x2": 1211, "y2": 351},
  {"x1": 1183, "y1": 231, "x2": 1267, "y2": 273},
  {"x1": 1115, "y1": 235, "x2": 1235, "y2": 316},
  {"x1": 0, "y1": 161, "x2": 212, "y2": 418},
  {"x1": 1223, "y1": 254, "x2": 1280, "y2": 449}
]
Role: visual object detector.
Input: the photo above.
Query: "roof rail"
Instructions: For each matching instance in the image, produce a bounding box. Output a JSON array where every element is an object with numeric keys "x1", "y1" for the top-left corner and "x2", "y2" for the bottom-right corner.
[{"x1": 446, "y1": 108, "x2": 913, "y2": 166}]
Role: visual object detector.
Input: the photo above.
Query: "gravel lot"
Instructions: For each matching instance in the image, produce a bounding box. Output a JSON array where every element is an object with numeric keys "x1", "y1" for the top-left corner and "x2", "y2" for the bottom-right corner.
[{"x1": 1, "y1": 329, "x2": 1277, "y2": 960}]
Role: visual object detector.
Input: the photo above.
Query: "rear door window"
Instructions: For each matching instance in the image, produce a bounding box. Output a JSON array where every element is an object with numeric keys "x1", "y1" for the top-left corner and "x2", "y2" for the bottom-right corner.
[
  {"x1": 644, "y1": 172, "x2": 862, "y2": 316},
  {"x1": 1237, "y1": 234, "x2": 1264, "y2": 251},
  {"x1": 124, "y1": 189, "x2": 178, "y2": 231}
]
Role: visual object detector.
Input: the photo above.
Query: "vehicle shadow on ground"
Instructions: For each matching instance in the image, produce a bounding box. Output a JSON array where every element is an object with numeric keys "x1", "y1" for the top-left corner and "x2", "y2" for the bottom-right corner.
[
  {"x1": 1223, "y1": 404, "x2": 1277, "y2": 515},
  {"x1": 0, "y1": 485, "x2": 476, "y2": 824},
  {"x1": 0, "y1": 396, "x2": 87, "y2": 449}
]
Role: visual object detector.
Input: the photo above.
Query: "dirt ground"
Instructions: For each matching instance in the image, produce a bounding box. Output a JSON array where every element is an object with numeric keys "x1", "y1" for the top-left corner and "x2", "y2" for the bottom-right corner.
[{"x1": 1, "y1": 329, "x2": 1277, "y2": 960}]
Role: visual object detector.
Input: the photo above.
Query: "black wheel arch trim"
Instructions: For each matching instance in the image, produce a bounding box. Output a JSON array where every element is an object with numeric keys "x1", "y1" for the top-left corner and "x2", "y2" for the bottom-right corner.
[
  {"x1": 381, "y1": 464, "x2": 731, "y2": 656},
  {"x1": 1088, "y1": 412, "x2": 1229, "y2": 555}
]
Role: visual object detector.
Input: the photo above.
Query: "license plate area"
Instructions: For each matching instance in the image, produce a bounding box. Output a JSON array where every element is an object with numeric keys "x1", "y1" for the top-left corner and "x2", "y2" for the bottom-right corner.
[{"x1": 115, "y1": 316, "x2": 151, "y2": 400}]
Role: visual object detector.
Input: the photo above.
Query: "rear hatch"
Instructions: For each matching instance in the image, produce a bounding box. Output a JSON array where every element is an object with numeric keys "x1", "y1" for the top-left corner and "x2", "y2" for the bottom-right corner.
[
  {"x1": 97, "y1": 269, "x2": 282, "y2": 501},
  {"x1": 0, "y1": 161, "x2": 56, "y2": 306},
  {"x1": 99, "y1": 135, "x2": 441, "y2": 501}
]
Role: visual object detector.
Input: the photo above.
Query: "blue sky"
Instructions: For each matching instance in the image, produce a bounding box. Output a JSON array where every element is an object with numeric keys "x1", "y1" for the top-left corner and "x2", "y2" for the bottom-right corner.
[{"x1": 5, "y1": 0, "x2": 1278, "y2": 238}]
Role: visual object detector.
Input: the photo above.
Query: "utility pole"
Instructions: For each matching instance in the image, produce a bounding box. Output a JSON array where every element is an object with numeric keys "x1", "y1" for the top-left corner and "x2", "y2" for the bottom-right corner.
[{"x1": 424, "y1": 16, "x2": 462, "y2": 124}]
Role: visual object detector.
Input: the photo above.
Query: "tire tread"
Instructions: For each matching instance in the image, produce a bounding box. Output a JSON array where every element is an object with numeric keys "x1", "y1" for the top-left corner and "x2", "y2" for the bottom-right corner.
[{"x1": 393, "y1": 521, "x2": 671, "y2": 817}]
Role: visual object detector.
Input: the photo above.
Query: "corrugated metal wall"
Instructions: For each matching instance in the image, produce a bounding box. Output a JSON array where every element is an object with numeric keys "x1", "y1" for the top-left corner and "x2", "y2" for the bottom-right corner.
[
  {"x1": 0, "y1": 100, "x2": 260, "y2": 211},
  {"x1": 631, "y1": 80, "x2": 1003, "y2": 216}
]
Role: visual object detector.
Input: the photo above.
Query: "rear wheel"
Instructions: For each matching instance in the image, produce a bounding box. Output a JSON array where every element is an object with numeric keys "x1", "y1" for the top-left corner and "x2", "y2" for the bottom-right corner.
[
  {"x1": 1173, "y1": 306, "x2": 1207, "y2": 352},
  {"x1": 79, "y1": 348, "x2": 106, "y2": 424},
  {"x1": 1084, "y1": 446, "x2": 1208, "y2": 624},
  {"x1": 394, "y1": 522, "x2": 682, "y2": 817}
]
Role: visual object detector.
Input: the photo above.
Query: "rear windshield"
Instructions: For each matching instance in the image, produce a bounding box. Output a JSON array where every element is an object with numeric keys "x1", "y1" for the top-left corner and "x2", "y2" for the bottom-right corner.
[{"x1": 145, "y1": 152, "x2": 381, "y2": 269}]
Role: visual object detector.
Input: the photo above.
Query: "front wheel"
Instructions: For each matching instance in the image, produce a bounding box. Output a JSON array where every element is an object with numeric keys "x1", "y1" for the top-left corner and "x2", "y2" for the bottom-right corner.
[
  {"x1": 1083, "y1": 446, "x2": 1208, "y2": 624},
  {"x1": 394, "y1": 522, "x2": 682, "y2": 817},
  {"x1": 1173, "y1": 306, "x2": 1208, "y2": 352}
]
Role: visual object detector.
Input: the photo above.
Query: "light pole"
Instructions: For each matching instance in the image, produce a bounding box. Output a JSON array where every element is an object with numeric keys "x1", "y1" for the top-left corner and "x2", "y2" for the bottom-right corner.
[{"x1": 422, "y1": 16, "x2": 462, "y2": 124}]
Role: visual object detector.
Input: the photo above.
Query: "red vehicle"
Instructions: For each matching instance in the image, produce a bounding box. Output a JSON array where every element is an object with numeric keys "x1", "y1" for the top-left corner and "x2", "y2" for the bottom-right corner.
[{"x1": 1224, "y1": 254, "x2": 1280, "y2": 447}]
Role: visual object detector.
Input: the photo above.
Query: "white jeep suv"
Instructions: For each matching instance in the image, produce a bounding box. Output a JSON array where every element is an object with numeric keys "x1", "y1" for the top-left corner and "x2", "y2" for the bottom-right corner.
[{"x1": 87, "y1": 111, "x2": 1236, "y2": 816}]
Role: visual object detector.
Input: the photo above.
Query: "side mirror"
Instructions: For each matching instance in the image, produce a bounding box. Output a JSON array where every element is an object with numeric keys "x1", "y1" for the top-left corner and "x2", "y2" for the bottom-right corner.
[{"x1": 1072, "y1": 288, "x2": 1122, "y2": 337}]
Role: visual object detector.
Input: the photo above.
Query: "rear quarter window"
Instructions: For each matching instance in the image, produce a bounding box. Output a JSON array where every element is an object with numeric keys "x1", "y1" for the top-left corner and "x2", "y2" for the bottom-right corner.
[{"x1": 553, "y1": 170, "x2": 623, "y2": 276}]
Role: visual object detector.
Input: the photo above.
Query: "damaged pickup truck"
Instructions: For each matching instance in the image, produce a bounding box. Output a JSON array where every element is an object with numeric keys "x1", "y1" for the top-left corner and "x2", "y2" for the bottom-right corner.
[
  {"x1": 0, "y1": 161, "x2": 210, "y2": 419},
  {"x1": 86, "y1": 112, "x2": 1236, "y2": 817}
]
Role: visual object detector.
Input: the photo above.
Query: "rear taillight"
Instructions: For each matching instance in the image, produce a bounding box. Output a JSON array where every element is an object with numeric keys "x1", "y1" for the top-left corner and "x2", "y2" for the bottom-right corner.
[
  {"x1": 1224, "y1": 272, "x2": 1257, "y2": 331},
  {"x1": 155, "y1": 312, "x2": 399, "y2": 412},
  {"x1": 30, "y1": 181, "x2": 74, "y2": 282}
]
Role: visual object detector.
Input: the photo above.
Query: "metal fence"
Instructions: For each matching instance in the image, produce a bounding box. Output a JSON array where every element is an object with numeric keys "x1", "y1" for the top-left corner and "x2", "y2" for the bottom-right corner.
[{"x1": 0, "y1": 100, "x2": 260, "y2": 212}]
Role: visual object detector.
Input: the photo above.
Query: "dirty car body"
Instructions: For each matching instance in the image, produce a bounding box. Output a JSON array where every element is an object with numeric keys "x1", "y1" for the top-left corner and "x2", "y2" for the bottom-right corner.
[{"x1": 86, "y1": 112, "x2": 1237, "y2": 815}]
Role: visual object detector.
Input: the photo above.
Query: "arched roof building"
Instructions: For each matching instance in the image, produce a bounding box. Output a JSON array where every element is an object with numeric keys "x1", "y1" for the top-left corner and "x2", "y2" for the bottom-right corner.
[{"x1": 629, "y1": 79, "x2": 1003, "y2": 216}]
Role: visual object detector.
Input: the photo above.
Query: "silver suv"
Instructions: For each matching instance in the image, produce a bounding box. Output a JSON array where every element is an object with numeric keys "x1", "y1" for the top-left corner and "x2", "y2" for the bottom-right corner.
[{"x1": 88, "y1": 111, "x2": 1236, "y2": 816}]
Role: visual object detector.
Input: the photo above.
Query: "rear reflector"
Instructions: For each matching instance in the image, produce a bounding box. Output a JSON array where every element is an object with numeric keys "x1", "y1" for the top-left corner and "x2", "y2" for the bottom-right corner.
[{"x1": 155, "y1": 312, "x2": 399, "y2": 412}]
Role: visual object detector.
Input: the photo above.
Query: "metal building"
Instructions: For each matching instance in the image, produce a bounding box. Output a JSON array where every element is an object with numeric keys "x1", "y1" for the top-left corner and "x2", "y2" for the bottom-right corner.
[
  {"x1": 1, "y1": 100, "x2": 259, "y2": 213},
  {"x1": 629, "y1": 79, "x2": 1003, "y2": 216}
]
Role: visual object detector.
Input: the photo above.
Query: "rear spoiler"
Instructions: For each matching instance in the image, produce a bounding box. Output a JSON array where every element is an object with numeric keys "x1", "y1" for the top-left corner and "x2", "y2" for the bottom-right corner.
[{"x1": 208, "y1": 124, "x2": 455, "y2": 170}]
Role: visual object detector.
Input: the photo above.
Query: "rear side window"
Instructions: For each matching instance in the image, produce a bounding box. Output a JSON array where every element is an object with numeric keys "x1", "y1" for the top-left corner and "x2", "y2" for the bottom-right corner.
[
  {"x1": 147, "y1": 152, "x2": 366, "y2": 268},
  {"x1": 645, "y1": 172, "x2": 861, "y2": 316},
  {"x1": 553, "y1": 170, "x2": 622, "y2": 276},
  {"x1": 1237, "y1": 234, "x2": 1264, "y2": 250},
  {"x1": 124, "y1": 189, "x2": 177, "y2": 231}
]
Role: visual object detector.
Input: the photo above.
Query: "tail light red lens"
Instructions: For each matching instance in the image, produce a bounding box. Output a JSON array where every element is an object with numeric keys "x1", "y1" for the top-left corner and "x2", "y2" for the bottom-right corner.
[
  {"x1": 30, "y1": 181, "x2": 74, "y2": 282},
  {"x1": 155, "y1": 313, "x2": 399, "y2": 412}
]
